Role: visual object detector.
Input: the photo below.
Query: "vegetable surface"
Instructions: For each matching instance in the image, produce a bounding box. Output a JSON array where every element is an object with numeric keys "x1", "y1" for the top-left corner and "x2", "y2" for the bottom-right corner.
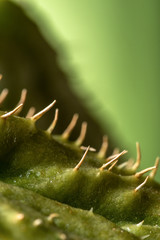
[{"x1": 0, "y1": 94, "x2": 159, "y2": 240}]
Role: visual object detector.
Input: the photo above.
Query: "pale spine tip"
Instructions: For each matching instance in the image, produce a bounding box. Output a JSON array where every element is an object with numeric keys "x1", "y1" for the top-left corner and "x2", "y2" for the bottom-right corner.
[
  {"x1": 74, "y1": 145, "x2": 90, "y2": 171},
  {"x1": 136, "y1": 220, "x2": 144, "y2": 227},
  {"x1": 118, "y1": 158, "x2": 134, "y2": 170},
  {"x1": 0, "y1": 74, "x2": 2, "y2": 80},
  {"x1": 112, "y1": 148, "x2": 120, "y2": 155},
  {"x1": 62, "y1": 113, "x2": 79, "y2": 139},
  {"x1": 141, "y1": 235, "x2": 150, "y2": 240},
  {"x1": 108, "y1": 160, "x2": 118, "y2": 171},
  {"x1": 75, "y1": 121, "x2": 87, "y2": 146},
  {"x1": 80, "y1": 146, "x2": 96, "y2": 152},
  {"x1": 47, "y1": 109, "x2": 59, "y2": 134},
  {"x1": 15, "y1": 89, "x2": 27, "y2": 115},
  {"x1": 97, "y1": 135, "x2": 108, "y2": 159},
  {"x1": 26, "y1": 107, "x2": 36, "y2": 118},
  {"x1": 135, "y1": 166, "x2": 156, "y2": 178},
  {"x1": 0, "y1": 88, "x2": 9, "y2": 105},
  {"x1": 132, "y1": 142, "x2": 141, "y2": 171},
  {"x1": 1, "y1": 103, "x2": 23, "y2": 119},
  {"x1": 106, "y1": 153, "x2": 119, "y2": 162},
  {"x1": 31, "y1": 100, "x2": 56, "y2": 121},
  {"x1": 149, "y1": 157, "x2": 160, "y2": 179},
  {"x1": 100, "y1": 150, "x2": 128, "y2": 171},
  {"x1": 134, "y1": 176, "x2": 149, "y2": 192}
]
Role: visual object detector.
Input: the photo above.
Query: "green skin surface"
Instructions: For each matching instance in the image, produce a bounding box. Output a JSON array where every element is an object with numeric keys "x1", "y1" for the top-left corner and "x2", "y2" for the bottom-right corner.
[
  {"x1": 0, "y1": 181, "x2": 138, "y2": 240},
  {"x1": 0, "y1": 112, "x2": 160, "y2": 239}
]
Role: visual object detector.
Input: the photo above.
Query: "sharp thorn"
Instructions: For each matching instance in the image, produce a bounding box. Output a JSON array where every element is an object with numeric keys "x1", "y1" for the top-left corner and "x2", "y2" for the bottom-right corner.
[
  {"x1": 135, "y1": 166, "x2": 156, "y2": 178},
  {"x1": 47, "y1": 109, "x2": 59, "y2": 134},
  {"x1": 108, "y1": 160, "x2": 118, "y2": 171},
  {"x1": 149, "y1": 157, "x2": 160, "y2": 179},
  {"x1": 31, "y1": 100, "x2": 56, "y2": 121},
  {"x1": 136, "y1": 220, "x2": 144, "y2": 227},
  {"x1": 127, "y1": 158, "x2": 134, "y2": 168},
  {"x1": 132, "y1": 142, "x2": 141, "y2": 171},
  {"x1": 112, "y1": 148, "x2": 120, "y2": 155},
  {"x1": 106, "y1": 153, "x2": 120, "y2": 162},
  {"x1": 97, "y1": 135, "x2": 108, "y2": 158},
  {"x1": 100, "y1": 150, "x2": 128, "y2": 171},
  {"x1": 134, "y1": 176, "x2": 149, "y2": 192},
  {"x1": 75, "y1": 121, "x2": 87, "y2": 146},
  {"x1": 62, "y1": 113, "x2": 79, "y2": 139},
  {"x1": 0, "y1": 88, "x2": 9, "y2": 105},
  {"x1": 100, "y1": 158, "x2": 118, "y2": 171},
  {"x1": 17, "y1": 89, "x2": 27, "y2": 105},
  {"x1": 117, "y1": 161, "x2": 128, "y2": 169},
  {"x1": 1, "y1": 103, "x2": 23, "y2": 119},
  {"x1": 80, "y1": 146, "x2": 96, "y2": 152},
  {"x1": 74, "y1": 146, "x2": 90, "y2": 171},
  {"x1": 141, "y1": 235, "x2": 150, "y2": 240},
  {"x1": 26, "y1": 107, "x2": 36, "y2": 118},
  {"x1": 15, "y1": 89, "x2": 27, "y2": 115},
  {"x1": 118, "y1": 158, "x2": 134, "y2": 170},
  {"x1": 89, "y1": 207, "x2": 93, "y2": 213}
]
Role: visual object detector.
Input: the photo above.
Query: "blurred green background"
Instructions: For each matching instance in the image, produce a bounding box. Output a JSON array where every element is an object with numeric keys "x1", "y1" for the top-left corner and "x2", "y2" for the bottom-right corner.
[{"x1": 1, "y1": 1, "x2": 160, "y2": 179}]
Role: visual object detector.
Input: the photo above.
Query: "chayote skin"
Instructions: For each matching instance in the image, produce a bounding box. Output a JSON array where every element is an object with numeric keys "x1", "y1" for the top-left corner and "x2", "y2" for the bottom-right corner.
[{"x1": 0, "y1": 107, "x2": 159, "y2": 240}]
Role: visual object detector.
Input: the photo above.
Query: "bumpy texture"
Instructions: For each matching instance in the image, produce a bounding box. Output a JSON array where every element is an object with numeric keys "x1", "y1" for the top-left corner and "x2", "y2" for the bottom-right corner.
[{"x1": 0, "y1": 93, "x2": 160, "y2": 240}]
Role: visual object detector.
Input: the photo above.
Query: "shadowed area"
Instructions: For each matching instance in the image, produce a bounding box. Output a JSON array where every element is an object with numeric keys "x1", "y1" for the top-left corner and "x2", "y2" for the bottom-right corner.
[{"x1": 0, "y1": 0, "x2": 117, "y2": 152}]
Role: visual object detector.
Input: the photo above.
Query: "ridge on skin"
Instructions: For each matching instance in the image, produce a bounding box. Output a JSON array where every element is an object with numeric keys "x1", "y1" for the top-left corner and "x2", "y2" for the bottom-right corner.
[
  {"x1": 0, "y1": 97, "x2": 160, "y2": 240},
  {"x1": 0, "y1": 181, "x2": 139, "y2": 240}
]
